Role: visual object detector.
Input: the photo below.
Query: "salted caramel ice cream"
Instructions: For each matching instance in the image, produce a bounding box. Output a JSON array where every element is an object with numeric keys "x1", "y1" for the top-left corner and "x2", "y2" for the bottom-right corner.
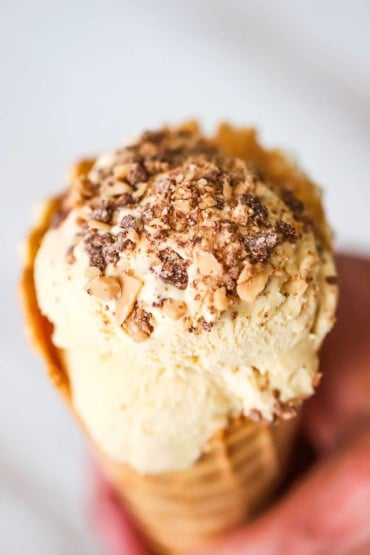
[{"x1": 33, "y1": 124, "x2": 337, "y2": 473}]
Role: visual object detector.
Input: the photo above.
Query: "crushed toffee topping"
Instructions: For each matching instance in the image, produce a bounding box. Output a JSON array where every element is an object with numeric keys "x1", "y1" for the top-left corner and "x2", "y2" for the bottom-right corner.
[{"x1": 59, "y1": 125, "x2": 319, "y2": 338}]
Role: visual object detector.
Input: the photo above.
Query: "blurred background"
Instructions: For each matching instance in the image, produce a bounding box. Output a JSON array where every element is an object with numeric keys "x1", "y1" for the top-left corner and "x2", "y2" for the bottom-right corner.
[{"x1": 1, "y1": 1, "x2": 369, "y2": 553}]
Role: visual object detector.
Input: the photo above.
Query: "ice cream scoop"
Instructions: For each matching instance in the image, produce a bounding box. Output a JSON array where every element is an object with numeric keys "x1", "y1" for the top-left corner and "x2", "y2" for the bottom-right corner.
[{"x1": 33, "y1": 122, "x2": 337, "y2": 474}]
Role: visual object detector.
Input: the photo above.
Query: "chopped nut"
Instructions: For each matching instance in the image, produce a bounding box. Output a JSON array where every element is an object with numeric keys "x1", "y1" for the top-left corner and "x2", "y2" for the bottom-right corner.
[
  {"x1": 223, "y1": 181, "x2": 232, "y2": 198},
  {"x1": 132, "y1": 182, "x2": 147, "y2": 199},
  {"x1": 174, "y1": 199, "x2": 191, "y2": 213},
  {"x1": 213, "y1": 287, "x2": 229, "y2": 311},
  {"x1": 115, "y1": 273, "x2": 143, "y2": 325},
  {"x1": 85, "y1": 266, "x2": 101, "y2": 280},
  {"x1": 113, "y1": 163, "x2": 131, "y2": 179},
  {"x1": 237, "y1": 262, "x2": 253, "y2": 284},
  {"x1": 161, "y1": 298, "x2": 187, "y2": 320},
  {"x1": 195, "y1": 251, "x2": 223, "y2": 276},
  {"x1": 237, "y1": 272, "x2": 269, "y2": 302},
  {"x1": 87, "y1": 276, "x2": 121, "y2": 301},
  {"x1": 125, "y1": 324, "x2": 150, "y2": 342},
  {"x1": 199, "y1": 196, "x2": 217, "y2": 209},
  {"x1": 102, "y1": 181, "x2": 132, "y2": 196},
  {"x1": 234, "y1": 180, "x2": 249, "y2": 196},
  {"x1": 126, "y1": 228, "x2": 140, "y2": 243},
  {"x1": 88, "y1": 220, "x2": 111, "y2": 231}
]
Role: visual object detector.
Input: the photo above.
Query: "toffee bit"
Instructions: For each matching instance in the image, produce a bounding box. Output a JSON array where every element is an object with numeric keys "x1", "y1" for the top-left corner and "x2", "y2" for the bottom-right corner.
[
  {"x1": 57, "y1": 125, "x2": 326, "y2": 337},
  {"x1": 115, "y1": 231, "x2": 136, "y2": 252},
  {"x1": 90, "y1": 200, "x2": 113, "y2": 224},
  {"x1": 243, "y1": 230, "x2": 279, "y2": 262},
  {"x1": 240, "y1": 193, "x2": 268, "y2": 224},
  {"x1": 120, "y1": 214, "x2": 142, "y2": 232},
  {"x1": 86, "y1": 249, "x2": 105, "y2": 272},
  {"x1": 115, "y1": 193, "x2": 134, "y2": 207},
  {"x1": 127, "y1": 163, "x2": 148, "y2": 186},
  {"x1": 104, "y1": 230, "x2": 138, "y2": 265},
  {"x1": 84, "y1": 232, "x2": 114, "y2": 272},
  {"x1": 159, "y1": 248, "x2": 189, "y2": 289},
  {"x1": 275, "y1": 220, "x2": 298, "y2": 243}
]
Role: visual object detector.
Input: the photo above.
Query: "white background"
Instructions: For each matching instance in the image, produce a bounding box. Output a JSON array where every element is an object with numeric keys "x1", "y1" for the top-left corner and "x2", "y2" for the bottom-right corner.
[{"x1": 1, "y1": 1, "x2": 369, "y2": 553}]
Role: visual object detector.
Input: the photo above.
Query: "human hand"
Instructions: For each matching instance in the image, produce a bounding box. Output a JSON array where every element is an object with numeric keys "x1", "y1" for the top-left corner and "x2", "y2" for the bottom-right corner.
[{"x1": 91, "y1": 255, "x2": 370, "y2": 555}]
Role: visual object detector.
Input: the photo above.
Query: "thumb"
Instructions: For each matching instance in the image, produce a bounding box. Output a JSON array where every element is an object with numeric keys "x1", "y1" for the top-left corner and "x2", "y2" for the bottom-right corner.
[
  {"x1": 194, "y1": 426, "x2": 370, "y2": 555},
  {"x1": 90, "y1": 462, "x2": 148, "y2": 555}
]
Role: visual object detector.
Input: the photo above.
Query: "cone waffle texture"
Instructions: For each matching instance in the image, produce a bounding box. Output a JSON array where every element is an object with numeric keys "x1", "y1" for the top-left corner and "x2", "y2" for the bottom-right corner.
[
  {"x1": 20, "y1": 127, "x2": 304, "y2": 554},
  {"x1": 102, "y1": 417, "x2": 298, "y2": 554}
]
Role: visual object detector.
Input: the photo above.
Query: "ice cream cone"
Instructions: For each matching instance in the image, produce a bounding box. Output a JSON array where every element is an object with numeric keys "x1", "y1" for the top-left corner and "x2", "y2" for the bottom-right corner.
[
  {"x1": 20, "y1": 196, "x2": 298, "y2": 554},
  {"x1": 21, "y1": 123, "x2": 337, "y2": 554}
]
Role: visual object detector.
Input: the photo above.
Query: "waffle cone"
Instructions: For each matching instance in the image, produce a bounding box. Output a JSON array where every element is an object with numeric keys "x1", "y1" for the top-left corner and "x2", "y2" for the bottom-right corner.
[
  {"x1": 101, "y1": 417, "x2": 298, "y2": 554},
  {"x1": 20, "y1": 122, "x2": 318, "y2": 553},
  {"x1": 20, "y1": 197, "x2": 298, "y2": 554}
]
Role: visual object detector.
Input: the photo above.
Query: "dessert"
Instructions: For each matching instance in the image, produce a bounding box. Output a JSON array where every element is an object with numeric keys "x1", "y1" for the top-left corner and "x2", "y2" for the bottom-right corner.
[{"x1": 21, "y1": 122, "x2": 338, "y2": 553}]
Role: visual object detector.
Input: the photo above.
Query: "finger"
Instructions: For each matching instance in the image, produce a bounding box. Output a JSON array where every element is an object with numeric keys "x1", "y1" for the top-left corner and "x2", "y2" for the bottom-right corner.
[
  {"x1": 194, "y1": 427, "x2": 370, "y2": 555},
  {"x1": 90, "y1": 462, "x2": 148, "y2": 555},
  {"x1": 304, "y1": 254, "x2": 370, "y2": 451}
]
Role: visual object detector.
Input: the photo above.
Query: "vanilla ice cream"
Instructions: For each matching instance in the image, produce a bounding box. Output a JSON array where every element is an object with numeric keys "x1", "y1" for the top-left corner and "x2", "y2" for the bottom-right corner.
[{"x1": 34, "y1": 124, "x2": 337, "y2": 473}]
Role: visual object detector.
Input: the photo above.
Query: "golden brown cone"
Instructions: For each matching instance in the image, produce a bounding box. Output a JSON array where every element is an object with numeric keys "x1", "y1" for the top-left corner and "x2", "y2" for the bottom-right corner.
[{"x1": 20, "y1": 123, "x2": 310, "y2": 554}]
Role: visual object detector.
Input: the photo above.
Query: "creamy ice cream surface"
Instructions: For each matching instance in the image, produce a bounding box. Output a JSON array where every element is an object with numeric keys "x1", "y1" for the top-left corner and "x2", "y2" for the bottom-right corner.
[{"x1": 34, "y1": 123, "x2": 337, "y2": 473}]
